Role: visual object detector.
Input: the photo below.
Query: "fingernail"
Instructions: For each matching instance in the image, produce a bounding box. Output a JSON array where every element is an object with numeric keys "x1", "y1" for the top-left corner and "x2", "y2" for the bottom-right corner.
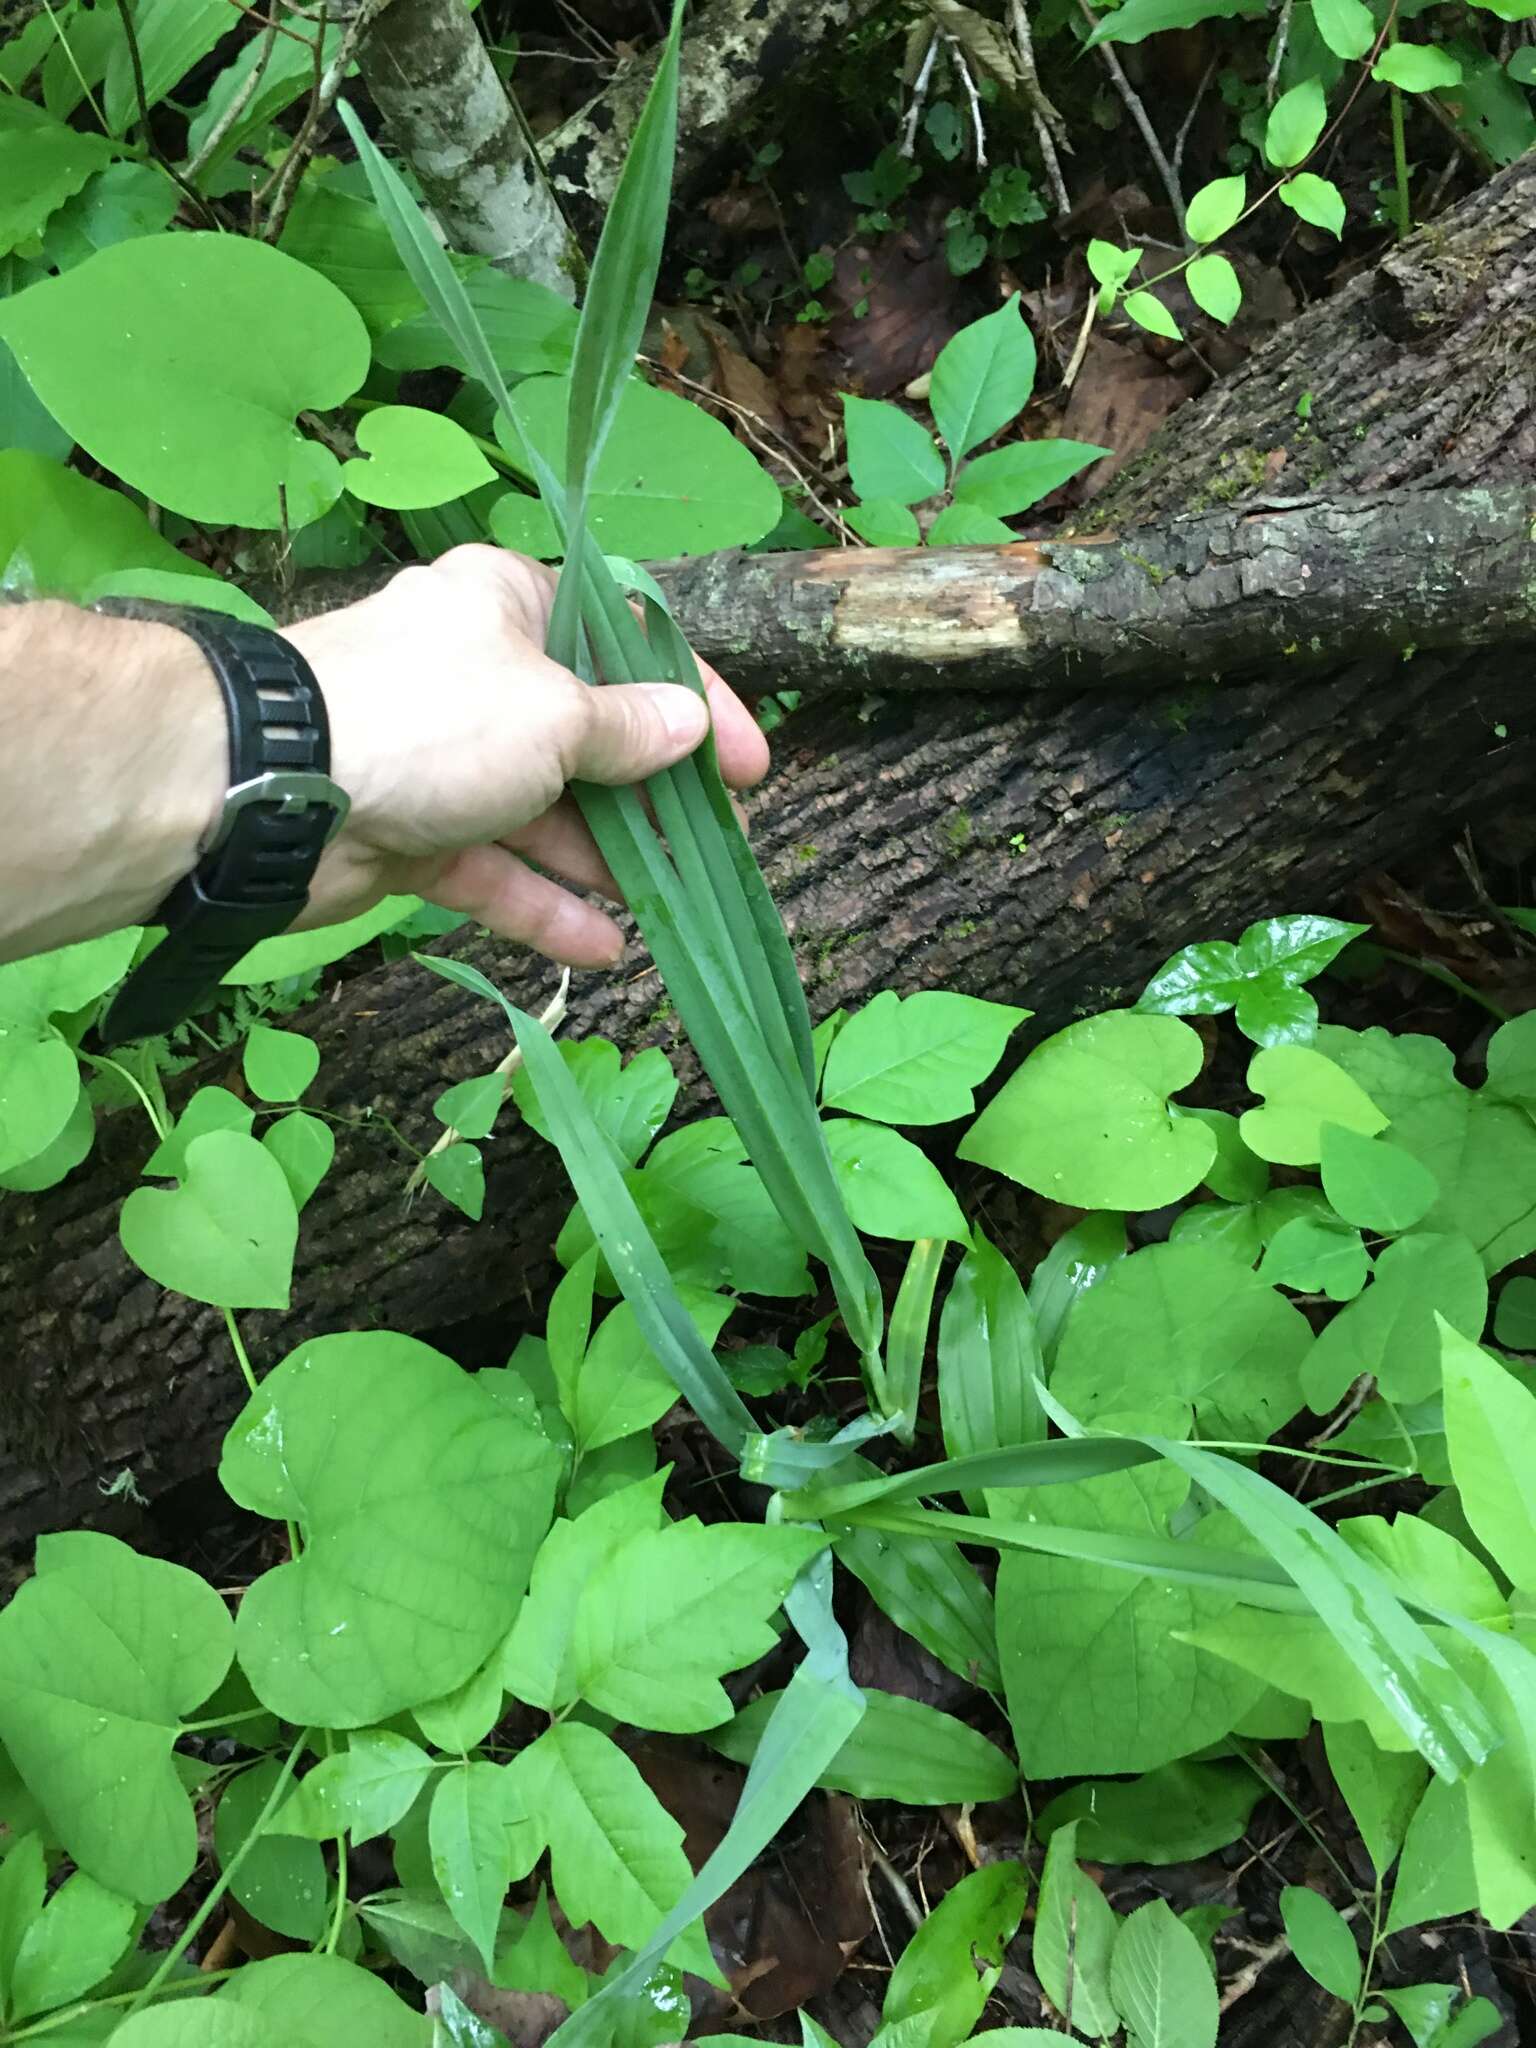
[{"x1": 643, "y1": 682, "x2": 708, "y2": 748}]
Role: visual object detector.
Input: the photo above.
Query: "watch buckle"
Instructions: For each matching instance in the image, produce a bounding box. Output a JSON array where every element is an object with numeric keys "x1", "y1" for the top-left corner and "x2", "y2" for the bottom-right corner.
[{"x1": 203, "y1": 770, "x2": 351, "y2": 856}]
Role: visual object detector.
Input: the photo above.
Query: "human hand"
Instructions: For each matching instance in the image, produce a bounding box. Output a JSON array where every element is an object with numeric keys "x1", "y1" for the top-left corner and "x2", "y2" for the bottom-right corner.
[{"x1": 282, "y1": 545, "x2": 770, "y2": 967}]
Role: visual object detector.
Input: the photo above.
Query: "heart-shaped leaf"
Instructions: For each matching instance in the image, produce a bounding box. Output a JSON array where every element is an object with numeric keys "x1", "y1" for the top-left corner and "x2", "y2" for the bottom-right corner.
[
  {"x1": 1240, "y1": 1045, "x2": 1387, "y2": 1164},
  {"x1": 0, "y1": 235, "x2": 369, "y2": 527},
  {"x1": 959, "y1": 1011, "x2": 1215, "y2": 1209},
  {"x1": 119, "y1": 1129, "x2": 299, "y2": 1308},
  {"x1": 341, "y1": 404, "x2": 495, "y2": 510},
  {"x1": 0, "y1": 1532, "x2": 233, "y2": 1901},
  {"x1": 1320, "y1": 1123, "x2": 1438, "y2": 1233},
  {"x1": 221, "y1": 1332, "x2": 561, "y2": 1726}
]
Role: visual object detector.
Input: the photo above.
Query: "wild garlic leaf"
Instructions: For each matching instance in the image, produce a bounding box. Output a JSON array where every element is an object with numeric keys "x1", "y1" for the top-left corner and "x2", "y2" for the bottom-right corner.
[
  {"x1": 221, "y1": 1332, "x2": 560, "y2": 1726},
  {"x1": 707, "y1": 1687, "x2": 1017, "y2": 1805},
  {"x1": 512, "y1": 1037, "x2": 677, "y2": 1168},
  {"x1": 0, "y1": 1532, "x2": 233, "y2": 1902}
]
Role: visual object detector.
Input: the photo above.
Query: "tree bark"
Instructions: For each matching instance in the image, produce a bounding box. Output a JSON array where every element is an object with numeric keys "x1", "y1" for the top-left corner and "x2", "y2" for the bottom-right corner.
[{"x1": 4, "y1": 158, "x2": 1536, "y2": 1567}]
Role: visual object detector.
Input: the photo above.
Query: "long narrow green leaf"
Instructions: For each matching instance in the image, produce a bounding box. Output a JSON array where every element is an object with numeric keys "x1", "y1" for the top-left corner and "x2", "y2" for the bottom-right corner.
[
  {"x1": 787, "y1": 1437, "x2": 1160, "y2": 1518},
  {"x1": 884, "y1": 1238, "x2": 945, "y2": 1440},
  {"x1": 508, "y1": 1004, "x2": 756, "y2": 1456},
  {"x1": 546, "y1": 1549, "x2": 864, "y2": 2048}
]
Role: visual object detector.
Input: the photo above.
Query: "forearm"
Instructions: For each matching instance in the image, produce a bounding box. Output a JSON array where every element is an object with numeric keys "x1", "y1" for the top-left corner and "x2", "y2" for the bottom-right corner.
[{"x1": 0, "y1": 602, "x2": 225, "y2": 961}]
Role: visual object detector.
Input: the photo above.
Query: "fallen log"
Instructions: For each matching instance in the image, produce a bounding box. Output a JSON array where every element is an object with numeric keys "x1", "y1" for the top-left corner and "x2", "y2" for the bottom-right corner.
[{"x1": 4, "y1": 164, "x2": 1536, "y2": 1565}]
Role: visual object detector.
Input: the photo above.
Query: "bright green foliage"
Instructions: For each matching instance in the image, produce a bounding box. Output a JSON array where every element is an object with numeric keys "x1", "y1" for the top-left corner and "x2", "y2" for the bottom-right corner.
[
  {"x1": 1320, "y1": 1121, "x2": 1439, "y2": 1231},
  {"x1": 820, "y1": 990, "x2": 1027, "y2": 1124},
  {"x1": 843, "y1": 499, "x2": 922, "y2": 546},
  {"x1": 515, "y1": 1037, "x2": 678, "y2": 1168},
  {"x1": 882, "y1": 1862, "x2": 1029, "y2": 2048},
  {"x1": 1313, "y1": 0, "x2": 1376, "y2": 56},
  {"x1": 1086, "y1": 0, "x2": 1261, "y2": 41},
  {"x1": 224, "y1": 896, "x2": 421, "y2": 985},
  {"x1": 1088, "y1": 237, "x2": 1142, "y2": 305},
  {"x1": 429, "y1": 1763, "x2": 514, "y2": 1971},
  {"x1": 1241, "y1": 1044, "x2": 1387, "y2": 1163},
  {"x1": 0, "y1": 1534, "x2": 232, "y2": 1902},
  {"x1": 554, "y1": 1287, "x2": 735, "y2": 1451},
  {"x1": 0, "y1": 927, "x2": 135, "y2": 1172},
  {"x1": 142, "y1": 1087, "x2": 252, "y2": 1179},
  {"x1": 1259, "y1": 1209, "x2": 1370, "y2": 1301},
  {"x1": 1375, "y1": 44, "x2": 1464, "y2": 89},
  {"x1": 434, "y1": 1073, "x2": 506, "y2": 1142},
  {"x1": 215, "y1": 1758, "x2": 328, "y2": 1943},
  {"x1": 375, "y1": 264, "x2": 577, "y2": 380},
  {"x1": 423, "y1": 1143, "x2": 485, "y2": 1220},
  {"x1": 1279, "y1": 1885, "x2": 1361, "y2": 2002},
  {"x1": 1123, "y1": 289, "x2": 1182, "y2": 340},
  {"x1": 1266, "y1": 79, "x2": 1328, "y2": 167},
  {"x1": 930, "y1": 295, "x2": 1036, "y2": 461},
  {"x1": 842, "y1": 395, "x2": 947, "y2": 504},
  {"x1": 102, "y1": 0, "x2": 232, "y2": 134},
  {"x1": 120, "y1": 1130, "x2": 299, "y2": 1308},
  {"x1": 341, "y1": 405, "x2": 496, "y2": 510},
  {"x1": 959, "y1": 1010, "x2": 1214, "y2": 1207},
  {"x1": 824, "y1": 1115, "x2": 971, "y2": 1241},
  {"x1": 938, "y1": 1228, "x2": 1046, "y2": 1462},
  {"x1": 1302, "y1": 1234, "x2": 1486, "y2": 1409},
  {"x1": 0, "y1": 98, "x2": 116, "y2": 258},
  {"x1": 837, "y1": 1512, "x2": 1002, "y2": 1691},
  {"x1": 243, "y1": 1024, "x2": 320, "y2": 1104},
  {"x1": 221, "y1": 1332, "x2": 560, "y2": 1725},
  {"x1": 1442, "y1": 1320, "x2": 1536, "y2": 1592},
  {"x1": 0, "y1": 451, "x2": 223, "y2": 595},
  {"x1": 1378, "y1": 1984, "x2": 1503, "y2": 2048},
  {"x1": 1323, "y1": 1721, "x2": 1428, "y2": 1875},
  {"x1": 263, "y1": 1110, "x2": 336, "y2": 1212},
  {"x1": 951, "y1": 439, "x2": 1108, "y2": 515},
  {"x1": 1186, "y1": 252, "x2": 1242, "y2": 324},
  {"x1": 109, "y1": 2007, "x2": 279, "y2": 2047},
  {"x1": 995, "y1": 1457, "x2": 1268, "y2": 1775},
  {"x1": 1038, "y1": 1758, "x2": 1265, "y2": 1866},
  {"x1": 0, "y1": 236, "x2": 370, "y2": 526},
  {"x1": 926, "y1": 502, "x2": 1016, "y2": 544},
  {"x1": 1027, "y1": 1209, "x2": 1126, "y2": 1361},
  {"x1": 1033, "y1": 1822, "x2": 1119, "y2": 2035},
  {"x1": 3, "y1": 1860, "x2": 135, "y2": 2024},
  {"x1": 1185, "y1": 174, "x2": 1246, "y2": 242},
  {"x1": 1052, "y1": 1242, "x2": 1312, "y2": 1439},
  {"x1": 1140, "y1": 915, "x2": 1365, "y2": 1045},
  {"x1": 218, "y1": 1953, "x2": 430, "y2": 2046},
  {"x1": 276, "y1": 1730, "x2": 434, "y2": 1845},
  {"x1": 1495, "y1": 1274, "x2": 1536, "y2": 1349},
  {"x1": 1111, "y1": 1899, "x2": 1219, "y2": 2048},
  {"x1": 188, "y1": 27, "x2": 339, "y2": 174},
  {"x1": 1280, "y1": 172, "x2": 1347, "y2": 237},
  {"x1": 707, "y1": 1686, "x2": 1017, "y2": 1804}
]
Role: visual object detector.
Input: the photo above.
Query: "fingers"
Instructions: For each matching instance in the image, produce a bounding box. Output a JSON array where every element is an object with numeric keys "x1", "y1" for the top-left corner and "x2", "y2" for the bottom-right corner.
[
  {"x1": 562, "y1": 681, "x2": 709, "y2": 786},
  {"x1": 504, "y1": 796, "x2": 619, "y2": 899},
  {"x1": 430, "y1": 843, "x2": 629, "y2": 967},
  {"x1": 698, "y1": 658, "x2": 771, "y2": 789}
]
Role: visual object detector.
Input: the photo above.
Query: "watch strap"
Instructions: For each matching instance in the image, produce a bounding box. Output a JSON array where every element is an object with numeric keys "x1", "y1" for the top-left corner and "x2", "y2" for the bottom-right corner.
[{"x1": 96, "y1": 612, "x2": 348, "y2": 1047}]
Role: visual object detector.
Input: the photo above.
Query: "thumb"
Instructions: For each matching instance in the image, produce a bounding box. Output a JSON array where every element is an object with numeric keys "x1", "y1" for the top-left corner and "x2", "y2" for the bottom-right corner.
[{"x1": 568, "y1": 682, "x2": 710, "y2": 785}]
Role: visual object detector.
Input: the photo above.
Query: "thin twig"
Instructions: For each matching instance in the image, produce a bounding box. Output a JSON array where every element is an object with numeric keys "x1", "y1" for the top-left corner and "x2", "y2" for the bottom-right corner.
[
  {"x1": 184, "y1": 13, "x2": 281, "y2": 182},
  {"x1": 1267, "y1": 0, "x2": 1293, "y2": 103},
  {"x1": 260, "y1": 0, "x2": 392, "y2": 243},
  {"x1": 111, "y1": 0, "x2": 219, "y2": 224},
  {"x1": 1061, "y1": 290, "x2": 1098, "y2": 390},
  {"x1": 1076, "y1": 0, "x2": 1185, "y2": 227},
  {"x1": 898, "y1": 29, "x2": 940, "y2": 156},
  {"x1": 406, "y1": 969, "x2": 571, "y2": 1194},
  {"x1": 1007, "y1": 0, "x2": 1070, "y2": 140},
  {"x1": 868, "y1": 1845, "x2": 925, "y2": 1932},
  {"x1": 944, "y1": 33, "x2": 988, "y2": 169},
  {"x1": 1173, "y1": 55, "x2": 1216, "y2": 175},
  {"x1": 1032, "y1": 109, "x2": 1071, "y2": 215}
]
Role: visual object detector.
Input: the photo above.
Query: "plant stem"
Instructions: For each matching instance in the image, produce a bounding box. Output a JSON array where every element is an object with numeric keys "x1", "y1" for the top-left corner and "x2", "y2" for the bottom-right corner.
[
  {"x1": 1386, "y1": 12, "x2": 1411, "y2": 238},
  {"x1": 222, "y1": 1307, "x2": 259, "y2": 1399},
  {"x1": 124, "y1": 1729, "x2": 310, "y2": 2018},
  {"x1": 81, "y1": 1052, "x2": 168, "y2": 1143},
  {"x1": 8, "y1": 1974, "x2": 241, "y2": 2042}
]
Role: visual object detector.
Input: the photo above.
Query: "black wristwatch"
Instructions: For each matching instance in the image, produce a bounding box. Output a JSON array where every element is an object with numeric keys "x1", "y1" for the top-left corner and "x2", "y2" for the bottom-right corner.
[{"x1": 96, "y1": 610, "x2": 349, "y2": 1048}]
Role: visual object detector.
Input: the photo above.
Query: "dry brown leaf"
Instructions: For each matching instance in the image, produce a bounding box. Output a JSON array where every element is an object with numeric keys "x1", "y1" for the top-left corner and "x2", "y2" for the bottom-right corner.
[
  {"x1": 830, "y1": 197, "x2": 961, "y2": 396},
  {"x1": 1057, "y1": 333, "x2": 1199, "y2": 498}
]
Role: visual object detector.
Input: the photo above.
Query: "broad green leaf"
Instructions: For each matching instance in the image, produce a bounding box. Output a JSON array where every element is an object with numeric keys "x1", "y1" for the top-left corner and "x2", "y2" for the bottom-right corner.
[
  {"x1": 1374, "y1": 44, "x2": 1463, "y2": 90},
  {"x1": 8, "y1": 1868, "x2": 135, "y2": 2023},
  {"x1": 825, "y1": 1116, "x2": 970, "y2": 1242},
  {"x1": 413, "y1": 1653, "x2": 506, "y2": 1753},
  {"x1": 1387, "y1": 1773, "x2": 1480, "y2": 1932},
  {"x1": 505, "y1": 1722, "x2": 710, "y2": 1974},
  {"x1": 1441, "y1": 1320, "x2": 1536, "y2": 1592},
  {"x1": 1123, "y1": 289, "x2": 1182, "y2": 340},
  {"x1": 1038, "y1": 1759, "x2": 1264, "y2": 1866},
  {"x1": 215, "y1": 1758, "x2": 327, "y2": 1943},
  {"x1": 938, "y1": 1228, "x2": 1046, "y2": 1465},
  {"x1": 188, "y1": 28, "x2": 338, "y2": 176},
  {"x1": 375, "y1": 264, "x2": 577, "y2": 380},
  {"x1": 1258, "y1": 1211, "x2": 1370, "y2": 1302},
  {"x1": 1279, "y1": 1885, "x2": 1361, "y2": 2002},
  {"x1": 1087, "y1": 239, "x2": 1142, "y2": 302},
  {"x1": 430, "y1": 1764, "x2": 513, "y2": 1972},
  {"x1": 108, "y1": 2009, "x2": 278, "y2": 2048},
  {"x1": 1186, "y1": 252, "x2": 1242, "y2": 325},
  {"x1": 929, "y1": 296, "x2": 1036, "y2": 461},
  {"x1": 342, "y1": 405, "x2": 495, "y2": 510},
  {"x1": 0, "y1": 1533, "x2": 232, "y2": 1901},
  {"x1": 40, "y1": 161, "x2": 179, "y2": 272},
  {"x1": 103, "y1": 0, "x2": 230, "y2": 133},
  {"x1": 547, "y1": 1513, "x2": 821, "y2": 1729},
  {"x1": 1141, "y1": 915, "x2": 1363, "y2": 1012},
  {"x1": 1301, "y1": 1233, "x2": 1486, "y2": 1410},
  {"x1": 1280, "y1": 172, "x2": 1346, "y2": 237},
  {"x1": 1240, "y1": 1044, "x2": 1387, "y2": 1164},
  {"x1": 0, "y1": 332, "x2": 69, "y2": 462},
  {"x1": 842, "y1": 395, "x2": 945, "y2": 505},
  {"x1": 1032, "y1": 1823, "x2": 1118, "y2": 2037},
  {"x1": 1265, "y1": 79, "x2": 1328, "y2": 168},
  {"x1": 1111, "y1": 1899, "x2": 1218, "y2": 2048},
  {"x1": 837, "y1": 1516, "x2": 1001, "y2": 1691},
  {"x1": 1495, "y1": 1274, "x2": 1536, "y2": 1350},
  {"x1": 1320, "y1": 1122, "x2": 1438, "y2": 1232},
  {"x1": 219, "y1": 1952, "x2": 429, "y2": 2047},
  {"x1": 883, "y1": 1862, "x2": 1029, "y2": 2048},
  {"x1": 513, "y1": 1037, "x2": 677, "y2": 1170},
  {"x1": 843, "y1": 499, "x2": 922, "y2": 547},
  {"x1": 926, "y1": 502, "x2": 1016, "y2": 545},
  {"x1": 1185, "y1": 1108, "x2": 1269, "y2": 1202},
  {"x1": 1185, "y1": 174, "x2": 1246, "y2": 242},
  {"x1": 141, "y1": 1088, "x2": 252, "y2": 1180},
  {"x1": 1027, "y1": 1210, "x2": 1126, "y2": 1364},
  {"x1": 951, "y1": 439, "x2": 1107, "y2": 515},
  {"x1": 0, "y1": 236, "x2": 368, "y2": 527},
  {"x1": 707, "y1": 1687, "x2": 1016, "y2": 1805},
  {"x1": 1087, "y1": 0, "x2": 1259, "y2": 40},
  {"x1": 263, "y1": 1110, "x2": 335, "y2": 1212},
  {"x1": 639, "y1": 1121, "x2": 813, "y2": 1299},
  {"x1": 224, "y1": 896, "x2": 420, "y2": 984},
  {"x1": 557, "y1": 1289, "x2": 734, "y2": 1452},
  {"x1": 83, "y1": 568, "x2": 273, "y2": 625},
  {"x1": 434, "y1": 1074, "x2": 506, "y2": 1143},
  {"x1": 1053, "y1": 1242, "x2": 1312, "y2": 1440},
  {"x1": 995, "y1": 1460, "x2": 1267, "y2": 1776},
  {"x1": 821, "y1": 990, "x2": 1027, "y2": 1124},
  {"x1": 1335, "y1": 1392, "x2": 1452, "y2": 1481},
  {"x1": 424, "y1": 1143, "x2": 485, "y2": 1221},
  {"x1": 1322, "y1": 1721, "x2": 1427, "y2": 1875},
  {"x1": 221, "y1": 1332, "x2": 560, "y2": 1726},
  {"x1": 959, "y1": 1011, "x2": 1214, "y2": 1208},
  {"x1": 498, "y1": 372, "x2": 779, "y2": 555},
  {"x1": 0, "y1": 928, "x2": 139, "y2": 1168},
  {"x1": 275, "y1": 1730, "x2": 434, "y2": 1845},
  {"x1": 0, "y1": 98, "x2": 115, "y2": 258},
  {"x1": 277, "y1": 183, "x2": 434, "y2": 339},
  {"x1": 1378, "y1": 1984, "x2": 1501, "y2": 2048},
  {"x1": 1485, "y1": 1009, "x2": 1536, "y2": 1107},
  {"x1": 1313, "y1": 0, "x2": 1375, "y2": 56},
  {"x1": 119, "y1": 1130, "x2": 298, "y2": 1309},
  {"x1": 0, "y1": 1832, "x2": 47, "y2": 2008},
  {"x1": 243, "y1": 1024, "x2": 320, "y2": 1105}
]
